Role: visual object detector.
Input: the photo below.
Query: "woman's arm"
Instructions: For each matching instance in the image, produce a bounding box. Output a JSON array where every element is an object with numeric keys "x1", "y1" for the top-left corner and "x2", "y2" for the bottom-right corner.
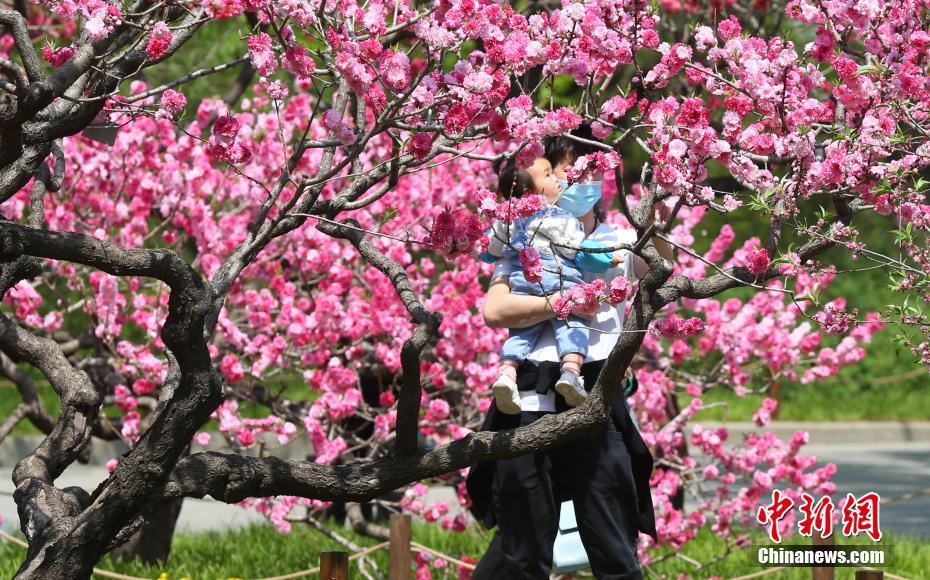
[
  {"x1": 631, "y1": 202, "x2": 676, "y2": 279},
  {"x1": 482, "y1": 276, "x2": 559, "y2": 329}
]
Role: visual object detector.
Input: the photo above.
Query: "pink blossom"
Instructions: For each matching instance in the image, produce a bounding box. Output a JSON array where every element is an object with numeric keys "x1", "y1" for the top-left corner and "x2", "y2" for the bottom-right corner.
[
  {"x1": 42, "y1": 44, "x2": 75, "y2": 68},
  {"x1": 515, "y1": 141, "x2": 544, "y2": 169},
  {"x1": 654, "y1": 315, "x2": 706, "y2": 337},
  {"x1": 247, "y1": 33, "x2": 278, "y2": 77},
  {"x1": 380, "y1": 50, "x2": 412, "y2": 92},
  {"x1": 746, "y1": 246, "x2": 771, "y2": 275},
  {"x1": 132, "y1": 378, "x2": 156, "y2": 395},
  {"x1": 722, "y1": 194, "x2": 742, "y2": 212},
  {"x1": 717, "y1": 16, "x2": 741, "y2": 40},
  {"x1": 607, "y1": 276, "x2": 629, "y2": 305},
  {"x1": 379, "y1": 390, "x2": 396, "y2": 407},
  {"x1": 429, "y1": 209, "x2": 484, "y2": 258},
  {"x1": 778, "y1": 252, "x2": 802, "y2": 277},
  {"x1": 212, "y1": 114, "x2": 241, "y2": 146},
  {"x1": 601, "y1": 93, "x2": 637, "y2": 122},
  {"x1": 264, "y1": 79, "x2": 289, "y2": 100},
  {"x1": 519, "y1": 247, "x2": 543, "y2": 283},
  {"x1": 221, "y1": 354, "x2": 246, "y2": 382},
  {"x1": 873, "y1": 194, "x2": 894, "y2": 216},
  {"x1": 676, "y1": 98, "x2": 710, "y2": 128},
  {"x1": 813, "y1": 303, "x2": 854, "y2": 335},
  {"x1": 552, "y1": 280, "x2": 606, "y2": 319},
  {"x1": 408, "y1": 133, "x2": 433, "y2": 160},
  {"x1": 145, "y1": 22, "x2": 172, "y2": 60},
  {"x1": 427, "y1": 398, "x2": 450, "y2": 421},
  {"x1": 283, "y1": 44, "x2": 314, "y2": 79},
  {"x1": 753, "y1": 397, "x2": 779, "y2": 427},
  {"x1": 160, "y1": 89, "x2": 186, "y2": 114}
]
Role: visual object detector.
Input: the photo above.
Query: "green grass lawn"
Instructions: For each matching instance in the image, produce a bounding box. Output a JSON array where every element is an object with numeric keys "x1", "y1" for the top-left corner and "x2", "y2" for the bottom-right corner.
[{"x1": 1, "y1": 520, "x2": 925, "y2": 579}]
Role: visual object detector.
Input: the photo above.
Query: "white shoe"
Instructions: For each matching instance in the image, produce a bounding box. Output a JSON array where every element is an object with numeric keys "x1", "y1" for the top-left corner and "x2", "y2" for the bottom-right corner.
[
  {"x1": 492, "y1": 373, "x2": 522, "y2": 415},
  {"x1": 555, "y1": 371, "x2": 588, "y2": 407}
]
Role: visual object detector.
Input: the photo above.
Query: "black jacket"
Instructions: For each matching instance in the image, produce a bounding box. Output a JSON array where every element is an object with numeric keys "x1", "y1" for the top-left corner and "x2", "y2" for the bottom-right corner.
[{"x1": 465, "y1": 360, "x2": 658, "y2": 541}]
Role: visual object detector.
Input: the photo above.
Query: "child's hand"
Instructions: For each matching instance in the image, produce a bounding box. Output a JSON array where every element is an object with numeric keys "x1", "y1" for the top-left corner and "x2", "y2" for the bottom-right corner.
[
  {"x1": 571, "y1": 301, "x2": 600, "y2": 320},
  {"x1": 552, "y1": 291, "x2": 599, "y2": 320},
  {"x1": 611, "y1": 252, "x2": 625, "y2": 267}
]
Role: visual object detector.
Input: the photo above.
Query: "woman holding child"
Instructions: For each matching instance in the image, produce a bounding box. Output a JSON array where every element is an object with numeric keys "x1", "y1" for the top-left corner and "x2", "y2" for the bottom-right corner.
[{"x1": 466, "y1": 127, "x2": 675, "y2": 580}]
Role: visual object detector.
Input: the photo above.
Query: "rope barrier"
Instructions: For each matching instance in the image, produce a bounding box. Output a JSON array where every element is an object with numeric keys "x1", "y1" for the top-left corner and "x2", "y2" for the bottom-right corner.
[
  {"x1": 1, "y1": 528, "x2": 485, "y2": 580},
  {"x1": 727, "y1": 567, "x2": 787, "y2": 579},
  {"x1": 410, "y1": 540, "x2": 477, "y2": 570},
  {"x1": 880, "y1": 486, "x2": 930, "y2": 506},
  {"x1": 0, "y1": 530, "x2": 27, "y2": 548},
  {"x1": 257, "y1": 541, "x2": 389, "y2": 580}
]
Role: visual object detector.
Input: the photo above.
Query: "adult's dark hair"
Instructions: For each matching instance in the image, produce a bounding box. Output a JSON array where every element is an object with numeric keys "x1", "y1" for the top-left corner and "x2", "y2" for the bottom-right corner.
[
  {"x1": 495, "y1": 156, "x2": 535, "y2": 200},
  {"x1": 543, "y1": 122, "x2": 599, "y2": 169}
]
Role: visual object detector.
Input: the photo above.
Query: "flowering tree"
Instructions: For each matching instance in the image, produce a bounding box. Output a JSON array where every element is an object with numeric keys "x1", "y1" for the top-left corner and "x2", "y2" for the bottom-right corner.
[{"x1": 0, "y1": 0, "x2": 929, "y2": 577}]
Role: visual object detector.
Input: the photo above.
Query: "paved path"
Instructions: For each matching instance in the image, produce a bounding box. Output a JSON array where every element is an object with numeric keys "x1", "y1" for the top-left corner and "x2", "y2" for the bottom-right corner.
[{"x1": 2, "y1": 441, "x2": 928, "y2": 538}]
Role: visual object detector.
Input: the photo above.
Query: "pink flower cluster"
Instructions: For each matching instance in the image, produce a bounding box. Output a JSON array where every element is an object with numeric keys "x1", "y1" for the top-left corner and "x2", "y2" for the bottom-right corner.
[
  {"x1": 160, "y1": 89, "x2": 186, "y2": 115},
  {"x1": 813, "y1": 301, "x2": 858, "y2": 336},
  {"x1": 429, "y1": 209, "x2": 484, "y2": 258},
  {"x1": 145, "y1": 22, "x2": 172, "y2": 60},
  {"x1": 207, "y1": 114, "x2": 253, "y2": 164},
  {"x1": 746, "y1": 245, "x2": 771, "y2": 275},
  {"x1": 42, "y1": 43, "x2": 74, "y2": 68},
  {"x1": 474, "y1": 188, "x2": 547, "y2": 223},
  {"x1": 40, "y1": 0, "x2": 122, "y2": 41},
  {"x1": 213, "y1": 400, "x2": 298, "y2": 448},
  {"x1": 552, "y1": 279, "x2": 606, "y2": 319},
  {"x1": 518, "y1": 247, "x2": 543, "y2": 284},
  {"x1": 653, "y1": 314, "x2": 706, "y2": 337},
  {"x1": 247, "y1": 33, "x2": 278, "y2": 77},
  {"x1": 753, "y1": 397, "x2": 779, "y2": 427},
  {"x1": 565, "y1": 151, "x2": 622, "y2": 181}
]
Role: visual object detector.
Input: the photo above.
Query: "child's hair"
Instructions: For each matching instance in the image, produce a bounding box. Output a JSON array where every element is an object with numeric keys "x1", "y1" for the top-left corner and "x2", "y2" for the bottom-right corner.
[
  {"x1": 543, "y1": 122, "x2": 599, "y2": 170},
  {"x1": 495, "y1": 156, "x2": 535, "y2": 200}
]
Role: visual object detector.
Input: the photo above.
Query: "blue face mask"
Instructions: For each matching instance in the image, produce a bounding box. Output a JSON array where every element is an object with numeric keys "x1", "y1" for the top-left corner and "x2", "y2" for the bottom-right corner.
[{"x1": 557, "y1": 179, "x2": 603, "y2": 217}]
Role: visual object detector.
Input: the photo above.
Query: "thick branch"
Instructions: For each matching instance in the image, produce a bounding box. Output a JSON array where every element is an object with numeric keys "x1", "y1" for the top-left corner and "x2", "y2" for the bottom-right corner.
[
  {"x1": 158, "y1": 395, "x2": 616, "y2": 504},
  {"x1": 0, "y1": 10, "x2": 44, "y2": 83}
]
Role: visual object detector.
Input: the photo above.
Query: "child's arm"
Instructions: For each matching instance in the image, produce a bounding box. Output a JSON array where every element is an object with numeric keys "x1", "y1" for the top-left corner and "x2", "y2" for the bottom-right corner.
[
  {"x1": 490, "y1": 220, "x2": 515, "y2": 256},
  {"x1": 478, "y1": 221, "x2": 510, "y2": 263},
  {"x1": 573, "y1": 240, "x2": 616, "y2": 273},
  {"x1": 526, "y1": 214, "x2": 585, "y2": 260}
]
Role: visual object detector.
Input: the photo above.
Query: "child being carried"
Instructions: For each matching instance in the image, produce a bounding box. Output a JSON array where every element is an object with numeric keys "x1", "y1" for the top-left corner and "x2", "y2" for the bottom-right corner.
[{"x1": 481, "y1": 156, "x2": 622, "y2": 414}]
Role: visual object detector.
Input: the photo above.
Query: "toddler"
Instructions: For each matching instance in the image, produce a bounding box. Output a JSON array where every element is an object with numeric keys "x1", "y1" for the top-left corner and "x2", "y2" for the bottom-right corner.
[{"x1": 481, "y1": 156, "x2": 621, "y2": 414}]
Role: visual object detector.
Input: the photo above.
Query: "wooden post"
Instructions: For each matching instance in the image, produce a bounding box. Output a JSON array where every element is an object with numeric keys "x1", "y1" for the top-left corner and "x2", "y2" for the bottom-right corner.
[
  {"x1": 812, "y1": 529, "x2": 835, "y2": 580},
  {"x1": 855, "y1": 570, "x2": 883, "y2": 580},
  {"x1": 771, "y1": 380, "x2": 781, "y2": 419},
  {"x1": 389, "y1": 513, "x2": 412, "y2": 580},
  {"x1": 320, "y1": 551, "x2": 349, "y2": 580}
]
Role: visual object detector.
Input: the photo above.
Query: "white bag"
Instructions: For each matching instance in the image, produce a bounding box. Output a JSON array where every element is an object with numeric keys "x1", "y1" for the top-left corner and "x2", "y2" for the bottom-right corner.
[{"x1": 552, "y1": 500, "x2": 589, "y2": 574}]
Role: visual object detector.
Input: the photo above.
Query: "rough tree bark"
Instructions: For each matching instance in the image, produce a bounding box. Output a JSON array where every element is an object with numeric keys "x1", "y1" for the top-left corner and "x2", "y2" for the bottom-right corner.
[{"x1": 110, "y1": 498, "x2": 184, "y2": 565}]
